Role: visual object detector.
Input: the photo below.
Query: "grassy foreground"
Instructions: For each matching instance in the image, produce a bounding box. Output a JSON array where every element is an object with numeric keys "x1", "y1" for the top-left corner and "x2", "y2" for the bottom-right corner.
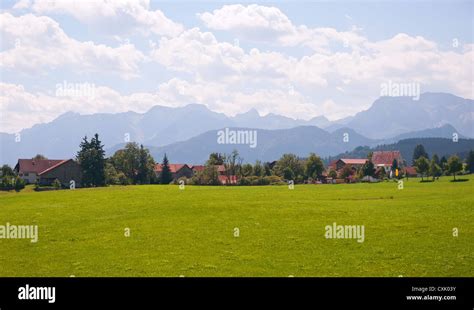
[{"x1": 0, "y1": 176, "x2": 472, "y2": 277}]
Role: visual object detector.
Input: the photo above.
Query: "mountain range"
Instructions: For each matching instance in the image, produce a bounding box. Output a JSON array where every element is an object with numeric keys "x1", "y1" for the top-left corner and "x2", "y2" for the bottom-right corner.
[{"x1": 1, "y1": 92, "x2": 472, "y2": 165}]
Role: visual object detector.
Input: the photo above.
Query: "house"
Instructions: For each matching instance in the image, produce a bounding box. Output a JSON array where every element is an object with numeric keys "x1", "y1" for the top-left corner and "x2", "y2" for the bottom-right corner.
[
  {"x1": 372, "y1": 151, "x2": 403, "y2": 175},
  {"x1": 190, "y1": 165, "x2": 205, "y2": 175},
  {"x1": 327, "y1": 159, "x2": 338, "y2": 171},
  {"x1": 38, "y1": 159, "x2": 83, "y2": 187},
  {"x1": 335, "y1": 158, "x2": 367, "y2": 171},
  {"x1": 190, "y1": 164, "x2": 226, "y2": 175},
  {"x1": 14, "y1": 159, "x2": 65, "y2": 184},
  {"x1": 191, "y1": 165, "x2": 238, "y2": 184},
  {"x1": 154, "y1": 164, "x2": 194, "y2": 181}
]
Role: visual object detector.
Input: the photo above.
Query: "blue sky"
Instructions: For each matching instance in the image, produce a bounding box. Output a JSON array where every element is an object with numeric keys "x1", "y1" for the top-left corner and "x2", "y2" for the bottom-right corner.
[{"x1": 1, "y1": 0, "x2": 473, "y2": 133}]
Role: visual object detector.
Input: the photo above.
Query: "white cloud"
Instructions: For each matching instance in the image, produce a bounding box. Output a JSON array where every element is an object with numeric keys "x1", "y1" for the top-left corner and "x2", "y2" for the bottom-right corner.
[
  {"x1": 197, "y1": 4, "x2": 367, "y2": 53},
  {"x1": 198, "y1": 4, "x2": 295, "y2": 42},
  {"x1": 2, "y1": 3, "x2": 472, "y2": 133},
  {"x1": 23, "y1": 0, "x2": 184, "y2": 37},
  {"x1": 0, "y1": 13, "x2": 145, "y2": 79},
  {"x1": 0, "y1": 82, "x2": 163, "y2": 133}
]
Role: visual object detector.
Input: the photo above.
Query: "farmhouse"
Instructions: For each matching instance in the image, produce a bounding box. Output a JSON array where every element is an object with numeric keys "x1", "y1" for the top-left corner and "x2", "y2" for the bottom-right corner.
[
  {"x1": 38, "y1": 159, "x2": 82, "y2": 187},
  {"x1": 154, "y1": 164, "x2": 194, "y2": 180},
  {"x1": 14, "y1": 159, "x2": 67, "y2": 184},
  {"x1": 372, "y1": 151, "x2": 403, "y2": 174},
  {"x1": 190, "y1": 165, "x2": 205, "y2": 174},
  {"x1": 335, "y1": 158, "x2": 367, "y2": 171},
  {"x1": 190, "y1": 164, "x2": 226, "y2": 176}
]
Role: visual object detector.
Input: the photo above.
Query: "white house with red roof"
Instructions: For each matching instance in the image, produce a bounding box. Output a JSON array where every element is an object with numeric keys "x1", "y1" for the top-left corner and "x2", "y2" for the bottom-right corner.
[
  {"x1": 14, "y1": 159, "x2": 65, "y2": 184},
  {"x1": 14, "y1": 158, "x2": 82, "y2": 187},
  {"x1": 372, "y1": 151, "x2": 404, "y2": 174}
]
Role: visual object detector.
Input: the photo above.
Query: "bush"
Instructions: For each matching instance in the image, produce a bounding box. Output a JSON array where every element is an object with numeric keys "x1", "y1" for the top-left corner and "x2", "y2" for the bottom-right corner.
[
  {"x1": 0, "y1": 175, "x2": 15, "y2": 191},
  {"x1": 14, "y1": 177, "x2": 25, "y2": 192},
  {"x1": 52, "y1": 178, "x2": 62, "y2": 190},
  {"x1": 238, "y1": 177, "x2": 251, "y2": 186},
  {"x1": 263, "y1": 175, "x2": 284, "y2": 185}
]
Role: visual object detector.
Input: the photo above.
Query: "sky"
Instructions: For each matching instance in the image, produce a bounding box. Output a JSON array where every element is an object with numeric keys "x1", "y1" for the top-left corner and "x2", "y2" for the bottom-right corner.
[{"x1": 0, "y1": 0, "x2": 473, "y2": 133}]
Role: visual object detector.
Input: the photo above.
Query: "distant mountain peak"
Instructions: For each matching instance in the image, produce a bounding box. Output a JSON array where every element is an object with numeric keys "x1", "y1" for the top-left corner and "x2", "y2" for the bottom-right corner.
[
  {"x1": 55, "y1": 111, "x2": 80, "y2": 120},
  {"x1": 236, "y1": 108, "x2": 260, "y2": 118}
]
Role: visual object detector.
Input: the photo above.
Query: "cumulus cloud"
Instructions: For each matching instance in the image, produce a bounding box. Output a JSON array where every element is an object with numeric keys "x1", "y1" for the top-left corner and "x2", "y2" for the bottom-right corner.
[
  {"x1": 0, "y1": 13, "x2": 145, "y2": 79},
  {"x1": 197, "y1": 4, "x2": 366, "y2": 52},
  {"x1": 18, "y1": 0, "x2": 184, "y2": 37},
  {"x1": 198, "y1": 4, "x2": 295, "y2": 41},
  {"x1": 1, "y1": 3, "x2": 472, "y2": 133}
]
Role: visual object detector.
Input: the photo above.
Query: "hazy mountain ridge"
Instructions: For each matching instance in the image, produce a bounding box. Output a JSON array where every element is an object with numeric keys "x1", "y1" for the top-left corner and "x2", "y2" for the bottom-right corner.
[
  {"x1": 330, "y1": 138, "x2": 474, "y2": 165},
  {"x1": 1, "y1": 92, "x2": 472, "y2": 165}
]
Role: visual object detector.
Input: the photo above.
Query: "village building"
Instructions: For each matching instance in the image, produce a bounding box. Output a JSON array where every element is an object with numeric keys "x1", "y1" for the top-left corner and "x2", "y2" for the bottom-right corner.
[
  {"x1": 38, "y1": 159, "x2": 83, "y2": 187},
  {"x1": 14, "y1": 159, "x2": 66, "y2": 184},
  {"x1": 372, "y1": 151, "x2": 403, "y2": 175},
  {"x1": 154, "y1": 164, "x2": 194, "y2": 181},
  {"x1": 335, "y1": 158, "x2": 367, "y2": 171},
  {"x1": 190, "y1": 165, "x2": 205, "y2": 175}
]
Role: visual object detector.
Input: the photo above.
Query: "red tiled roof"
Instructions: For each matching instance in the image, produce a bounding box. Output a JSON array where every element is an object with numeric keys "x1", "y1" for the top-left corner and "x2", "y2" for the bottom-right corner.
[
  {"x1": 190, "y1": 165, "x2": 226, "y2": 172},
  {"x1": 372, "y1": 151, "x2": 402, "y2": 166},
  {"x1": 38, "y1": 159, "x2": 72, "y2": 175},
  {"x1": 340, "y1": 158, "x2": 367, "y2": 165},
  {"x1": 16, "y1": 159, "x2": 65, "y2": 174},
  {"x1": 154, "y1": 164, "x2": 189, "y2": 173},
  {"x1": 191, "y1": 165, "x2": 205, "y2": 172}
]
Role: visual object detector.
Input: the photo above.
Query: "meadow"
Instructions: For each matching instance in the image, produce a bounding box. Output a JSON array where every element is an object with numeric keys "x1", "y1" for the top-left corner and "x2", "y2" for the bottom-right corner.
[{"x1": 0, "y1": 176, "x2": 472, "y2": 277}]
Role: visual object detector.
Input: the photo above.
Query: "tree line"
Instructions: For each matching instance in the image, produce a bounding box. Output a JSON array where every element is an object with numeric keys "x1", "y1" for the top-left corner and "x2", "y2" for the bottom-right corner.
[
  {"x1": 412, "y1": 144, "x2": 470, "y2": 181},
  {"x1": 1, "y1": 134, "x2": 473, "y2": 190}
]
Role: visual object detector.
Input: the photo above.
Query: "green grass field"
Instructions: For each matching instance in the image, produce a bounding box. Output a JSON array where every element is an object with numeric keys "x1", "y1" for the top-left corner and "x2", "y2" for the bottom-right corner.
[{"x1": 0, "y1": 176, "x2": 472, "y2": 277}]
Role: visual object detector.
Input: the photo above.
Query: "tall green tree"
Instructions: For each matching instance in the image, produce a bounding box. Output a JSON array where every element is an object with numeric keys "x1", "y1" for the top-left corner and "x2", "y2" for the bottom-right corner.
[
  {"x1": 414, "y1": 156, "x2": 430, "y2": 181},
  {"x1": 1, "y1": 165, "x2": 14, "y2": 177},
  {"x1": 282, "y1": 167, "x2": 295, "y2": 180},
  {"x1": 274, "y1": 154, "x2": 303, "y2": 179},
  {"x1": 241, "y1": 164, "x2": 253, "y2": 177},
  {"x1": 432, "y1": 154, "x2": 440, "y2": 166},
  {"x1": 207, "y1": 153, "x2": 224, "y2": 165},
  {"x1": 412, "y1": 144, "x2": 429, "y2": 164},
  {"x1": 110, "y1": 143, "x2": 154, "y2": 184},
  {"x1": 429, "y1": 159, "x2": 442, "y2": 181},
  {"x1": 447, "y1": 155, "x2": 463, "y2": 181},
  {"x1": 362, "y1": 154, "x2": 375, "y2": 177},
  {"x1": 467, "y1": 150, "x2": 474, "y2": 174},
  {"x1": 263, "y1": 162, "x2": 272, "y2": 176},
  {"x1": 440, "y1": 156, "x2": 448, "y2": 172},
  {"x1": 137, "y1": 144, "x2": 155, "y2": 184},
  {"x1": 305, "y1": 153, "x2": 324, "y2": 180},
  {"x1": 253, "y1": 160, "x2": 264, "y2": 177},
  {"x1": 76, "y1": 134, "x2": 106, "y2": 187},
  {"x1": 160, "y1": 154, "x2": 173, "y2": 184}
]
